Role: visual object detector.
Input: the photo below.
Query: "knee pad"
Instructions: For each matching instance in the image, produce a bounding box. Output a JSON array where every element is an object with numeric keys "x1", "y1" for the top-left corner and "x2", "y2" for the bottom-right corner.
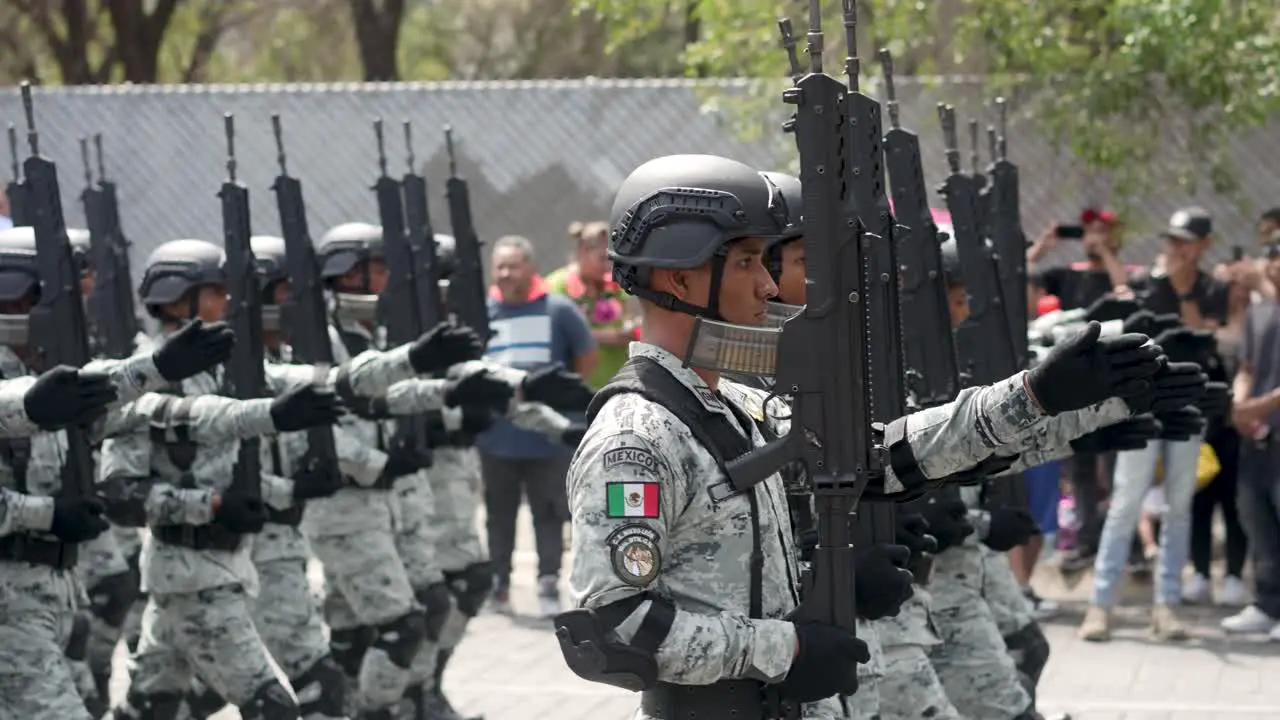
[
  {"x1": 373, "y1": 610, "x2": 429, "y2": 669},
  {"x1": 115, "y1": 691, "x2": 184, "y2": 720},
  {"x1": 292, "y1": 655, "x2": 347, "y2": 718},
  {"x1": 238, "y1": 680, "x2": 300, "y2": 720},
  {"x1": 184, "y1": 686, "x2": 228, "y2": 719},
  {"x1": 1006, "y1": 622, "x2": 1050, "y2": 684},
  {"x1": 416, "y1": 582, "x2": 454, "y2": 642},
  {"x1": 447, "y1": 561, "x2": 494, "y2": 617},
  {"x1": 89, "y1": 569, "x2": 141, "y2": 628},
  {"x1": 329, "y1": 626, "x2": 376, "y2": 677}
]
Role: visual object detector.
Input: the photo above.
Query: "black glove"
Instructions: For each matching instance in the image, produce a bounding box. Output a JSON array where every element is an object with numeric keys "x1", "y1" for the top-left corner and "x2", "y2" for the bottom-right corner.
[
  {"x1": 894, "y1": 512, "x2": 939, "y2": 561},
  {"x1": 49, "y1": 497, "x2": 110, "y2": 543},
  {"x1": 270, "y1": 386, "x2": 344, "y2": 432},
  {"x1": 213, "y1": 492, "x2": 267, "y2": 534},
  {"x1": 1027, "y1": 322, "x2": 1162, "y2": 415},
  {"x1": 1123, "y1": 360, "x2": 1208, "y2": 415},
  {"x1": 408, "y1": 323, "x2": 485, "y2": 375},
  {"x1": 982, "y1": 508, "x2": 1041, "y2": 551},
  {"x1": 1123, "y1": 310, "x2": 1182, "y2": 338},
  {"x1": 1154, "y1": 406, "x2": 1206, "y2": 440},
  {"x1": 522, "y1": 364, "x2": 594, "y2": 412},
  {"x1": 379, "y1": 444, "x2": 433, "y2": 485},
  {"x1": 459, "y1": 405, "x2": 498, "y2": 435},
  {"x1": 153, "y1": 320, "x2": 235, "y2": 381},
  {"x1": 917, "y1": 498, "x2": 974, "y2": 552},
  {"x1": 779, "y1": 622, "x2": 869, "y2": 702},
  {"x1": 291, "y1": 463, "x2": 344, "y2": 501},
  {"x1": 23, "y1": 366, "x2": 117, "y2": 429},
  {"x1": 1085, "y1": 295, "x2": 1141, "y2": 323},
  {"x1": 946, "y1": 454, "x2": 1019, "y2": 487},
  {"x1": 1152, "y1": 327, "x2": 1218, "y2": 365},
  {"x1": 1197, "y1": 381, "x2": 1231, "y2": 418},
  {"x1": 444, "y1": 370, "x2": 515, "y2": 408},
  {"x1": 561, "y1": 423, "x2": 588, "y2": 448},
  {"x1": 853, "y1": 544, "x2": 914, "y2": 620},
  {"x1": 1069, "y1": 416, "x2": 1161, "y2": 454}
]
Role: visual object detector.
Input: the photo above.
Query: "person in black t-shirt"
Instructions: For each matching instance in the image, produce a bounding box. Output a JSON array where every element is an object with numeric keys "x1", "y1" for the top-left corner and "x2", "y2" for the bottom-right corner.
[{"x1": 1028, "y1": 207, "x2": 1143, "y2": 311}]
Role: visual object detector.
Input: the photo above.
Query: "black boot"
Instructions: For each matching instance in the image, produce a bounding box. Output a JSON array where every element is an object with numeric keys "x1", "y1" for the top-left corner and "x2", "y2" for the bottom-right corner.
[{"x1": 429, "y1": 649, "x2": 482, "y2": 720}]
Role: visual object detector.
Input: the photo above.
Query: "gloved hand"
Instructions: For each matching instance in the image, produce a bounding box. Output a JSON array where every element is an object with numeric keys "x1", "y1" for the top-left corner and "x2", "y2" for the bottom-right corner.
[
  {"x1": 522, "y1": 364, "x2": 594, "y2": 412},
  {"x1": 982, "y1": 508, "x2": 1041, "y2": 551},
  {"x1": 778, "y1": 622, "x2": 869, "y2": 702},
  {"x1": 1123, "y1": 360, "x2": 1208, "y2": 415},
  {"x1": 1070, "y1": 416, "x2": 1161, "y2": 454},
  {"x1": 379, "y1": 445, "x2": 432, "y2": 484},
  {"x1": 1196, "y1": 381, "x2": 1231, "y2": 419},
  {"x1": 459, "y1": 405, "x2": 498, "y2": 435},
  {"x1": 1154, "y1": 406, "x2": 1206, "y2": 441},
  {"x1": 50, "y1": 497, "x2": 110, "y2": 543},
  {"x1": 1027, "y1": 322, "x2": 1162, "y2": 415},
  {"x1": 1123, "y1": 310, "x2": 1182, "y2": 338},
  {"x1": 1152, "y1": 327, "x2": 1218, "y2": 365},
  {"x1": 408, "y1": 322, "x2": 485, "y2": 375},
  {"x1": 153, "y1": 320, "x2": 235, "y2": 381},
  {"x1": 213, "y1": 492, "x2": 267, "y2": 534},
  {"x1": 291, "y1": 464, "x2": 344, "y2": 501},
  {"x1": 444, "y1": 370, "x2": 515, "y2": 408},
  {"x1": 853, "y1": 544, "x2": 914, "y2": 620},
  {"x1": 1084, "y1": 295, "x2": 1142, "y2": 323},
  {"x1": 270, "y1": 386, "x2": 344, "y2": 432},
  {"x1": 945, "y1": 454, "x2": 1018, "y2": 487},
  {"x1": 917, "y1": 499, "x2": 974, "y2": 552},
  {"x1": 894, "y1": 512, "x2": 939, "y2": 562},
  {"x1": 24, "y1": 366, "x2": 117, "y2": 429},
  {"x1": 561, "y1": 423, "x2": 588, "y2": 448}
]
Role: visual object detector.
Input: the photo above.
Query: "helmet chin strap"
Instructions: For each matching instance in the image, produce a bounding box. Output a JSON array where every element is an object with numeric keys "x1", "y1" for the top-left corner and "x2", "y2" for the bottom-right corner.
[{"x1": 618, "y1": 247, "x2": 729, "y2": 322}]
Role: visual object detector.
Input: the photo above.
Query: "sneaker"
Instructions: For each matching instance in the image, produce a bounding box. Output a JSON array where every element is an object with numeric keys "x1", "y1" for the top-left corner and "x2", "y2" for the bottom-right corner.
[
  {"x1": 1151, "y1": 603, "x2": 1188, "y2": 641},
  {"x1": 537, "y1": 574, "x2": 561, "y2": 618},
  {"x1": 1182, "y1": 573, "x2": 1212, "y2": 604},
  {"x1": 488, "y1": 585, "x2": 513, "y2": 616},
  {"x1": 1221, "y1": 604, "x2": 1277, "y2": 634},
  {"x1": 1077, "y1": 605, "x2": 1111, "y2": 642},
  {"x1": 1220, "y1": 576, "x2": 1249, "y2": 607},
  {"x1": 1024, "y1": 587, "x2": 1059, "y2": 620}
]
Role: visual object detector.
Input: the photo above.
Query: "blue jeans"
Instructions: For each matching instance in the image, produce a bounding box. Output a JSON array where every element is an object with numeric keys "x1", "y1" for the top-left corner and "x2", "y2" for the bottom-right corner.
[{"x1": 1090, "y1": 436, "x2": 1203, "y2": 607}]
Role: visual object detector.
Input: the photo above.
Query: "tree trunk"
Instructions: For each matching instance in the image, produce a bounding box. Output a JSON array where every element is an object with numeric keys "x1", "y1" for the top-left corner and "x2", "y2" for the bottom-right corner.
[
  {"x1": 108, "y1": 0, "x2": 182, "y2": 83},
  {"x1": 349, "y1": 0, "x2": 406, "y2": 81}
]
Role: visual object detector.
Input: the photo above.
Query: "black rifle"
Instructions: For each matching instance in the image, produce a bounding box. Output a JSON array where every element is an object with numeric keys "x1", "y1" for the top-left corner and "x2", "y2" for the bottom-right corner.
[
  {"x1": 442, "y1": 126, "x2": 491, "y2": 342},
  {"x1": 372, "y1": 119, "x2": 431, "y2": 460},
  {"x1": 400, "y1": 120, "x2": 445, "y2": 331},
  {"x1": 269, "y1": 115, "x2": 340, "y2": 479},
  {"x1": 79, "y1": 137, "x2": 109, "y2": 354},
  {"x1": 20, "y1": 83, "x2": 95, "y2": 507},
  {"x1": 986, "y1": 100, "x2": 1029, "y2": 370},
  {"x1": 937, "y1": 105, "x2": 1027, "y2": 511},
  {"x1": 6, "y1": 123, "x2": 27, "y2": 226},
  {"x1": 93, "y1": 135, "x2": 139, "y2": 358},
  {"x1": 969, "y1": 118, "x2": 992, "y2": 242},
  {"x1": 729, "y1": 1, "x2": 879, "y2": 657},
  {"x1": 839, "y1": 2, "x2": 898, "y2": 554},
  {"x1": 219, "y1": 114, "x2": 264, "y2": 502}
]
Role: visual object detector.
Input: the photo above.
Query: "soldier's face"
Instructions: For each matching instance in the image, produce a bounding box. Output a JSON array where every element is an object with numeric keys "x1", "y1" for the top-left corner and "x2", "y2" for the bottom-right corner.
[
  {"x1": 0, "y1": 295, "x2": 34, "y2": 315},
  {"x1": 711, "y1": 237, "x2": 776, "y2": 325},
  {"x1": 776, "y1": 239, "x2": 806, "y2": 305},
  {"x1": 199, "y1": 283, "x2": 229, "y2": 323},
  {"x1": 271, "y1": 280, "x2": 293, "y2": 305},
  {"x1": 947, "y1": 284, "x2": 970, "y2": 328}
]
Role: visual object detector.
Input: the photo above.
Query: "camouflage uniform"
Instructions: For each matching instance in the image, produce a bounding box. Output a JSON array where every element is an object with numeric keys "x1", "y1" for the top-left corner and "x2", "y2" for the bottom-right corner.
[
  {"x1": 843, "y1": 618, "x2": 884, "y2": 718},
  {"x1": 873, "y1": 590, "x2": 962, "y2": 720}
]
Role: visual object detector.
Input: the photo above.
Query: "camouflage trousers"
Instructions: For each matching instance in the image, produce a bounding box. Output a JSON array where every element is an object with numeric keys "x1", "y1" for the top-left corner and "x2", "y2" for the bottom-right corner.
[
  {"x1": 841, "y1": 617, "x2": 884, "y2": 718},
  {"x1": 0, "y1": 566, "x2": 92, "y2": 720},
  {"x1": 389, "y1": 471, "x2": 450, "y2": 692},
  {"x1": 252, "y1": 557, "x2": 329, "y2": 680},
  {"x1": 425, "y1": 448, "x2": 488, "y2": 658},
  {"x1": 125, "y1": 584, "x2": 289, "y2": 708},
  {"x1": 75, "y1": 527, "x2": 136, "y2": 705},
  {"x1": 873, "y1": 589, "x2": 962, "y2": 720},
  {"x1": 980, "y1": 546, "x2": 1034, "y2": 637}
]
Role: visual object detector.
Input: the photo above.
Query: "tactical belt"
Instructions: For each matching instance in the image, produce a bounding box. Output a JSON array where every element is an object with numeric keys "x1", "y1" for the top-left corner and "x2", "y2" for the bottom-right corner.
[
  {"x1": 153, "y1": 524, "x2": 242, "y2": 552},
  {"x1": 266, "y1": 506, "x2": 304, "y2": 526},
  {"x1": 0, "y1": 535, "x2": 78, "y2": 570},
  {"x1": 641, "y1": 680, "x2": 768, "y2": 720}
]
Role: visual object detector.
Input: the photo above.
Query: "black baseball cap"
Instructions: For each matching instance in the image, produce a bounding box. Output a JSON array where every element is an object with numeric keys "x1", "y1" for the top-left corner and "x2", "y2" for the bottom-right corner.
[{"x1": 1163, "y1": 206, "x2": 1212, "y2": 242}]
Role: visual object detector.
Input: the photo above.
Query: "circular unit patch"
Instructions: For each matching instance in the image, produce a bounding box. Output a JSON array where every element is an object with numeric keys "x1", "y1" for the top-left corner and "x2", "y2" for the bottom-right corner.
[{"x1": 606, "y1": 524, "x2": 661, "y2": 587}]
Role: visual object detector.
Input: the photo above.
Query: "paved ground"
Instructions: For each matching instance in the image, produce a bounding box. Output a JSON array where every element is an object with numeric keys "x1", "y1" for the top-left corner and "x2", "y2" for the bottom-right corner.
[{"x1": 110, "y1": 507, "x2": 1280, "y2": 719}]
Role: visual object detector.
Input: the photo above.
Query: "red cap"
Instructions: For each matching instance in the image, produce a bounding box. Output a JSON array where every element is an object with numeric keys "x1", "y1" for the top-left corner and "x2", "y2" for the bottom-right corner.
[
  {"x1": 1037, "y1": 294, "x2": 1061, "y2": 316},
  {"x1": 1081, "y1": 207, "x2": 1119, "y2": 225}
]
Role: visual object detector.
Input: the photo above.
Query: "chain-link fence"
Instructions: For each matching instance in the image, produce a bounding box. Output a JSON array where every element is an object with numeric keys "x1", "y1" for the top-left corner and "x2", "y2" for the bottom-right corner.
[{"x1": 2, "y1": 77, "x2": 1278, "y2": 286}]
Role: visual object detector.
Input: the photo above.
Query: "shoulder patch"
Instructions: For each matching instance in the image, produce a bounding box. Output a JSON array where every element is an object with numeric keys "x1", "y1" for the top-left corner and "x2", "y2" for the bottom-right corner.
[
  {"x1": 602, "y1": 445, "x2": 658, "y2": 473},
  {"x1": 605, "y1": 481, "x2": 660, "y2": 518},
  {"x1": 606, "y1": 524, "x2": 661, "y2": 587},
  {"x1": 694, "y1": 386, "x2": 722, "y2": 409}
]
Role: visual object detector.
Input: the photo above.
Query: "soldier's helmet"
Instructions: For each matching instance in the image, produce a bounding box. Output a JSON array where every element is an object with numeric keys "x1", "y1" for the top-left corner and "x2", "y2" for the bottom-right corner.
[
  {"x1": 0, "y1": 225, "x2": 90, "y2": 280},
  {"x1": 318, "y1": 222, "x2": 382, "y2": 325},
  {"x1": 250, "y1": 235, "x2": 288, "y2": 331},
  {"x1": 0, "y1": 227, "x2": 38, "y2": 345},
  {"x1": 608, "y1": 154, "x2": 788, "y2": 317},
  {"x1": 138, "y1": 238, "x2": 226, "y2": 318},
  {"x1": 758, "y1": 171, "x2": 803, "y2": 282},
  {"x1": 433, "y1": 233, "x2": 458, "y2": 280}
]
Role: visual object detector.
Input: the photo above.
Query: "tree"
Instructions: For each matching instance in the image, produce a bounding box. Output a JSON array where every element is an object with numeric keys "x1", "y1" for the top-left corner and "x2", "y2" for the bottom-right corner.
[{"x1": 349, "y1": 0, "x2": 407, "y2": 81}]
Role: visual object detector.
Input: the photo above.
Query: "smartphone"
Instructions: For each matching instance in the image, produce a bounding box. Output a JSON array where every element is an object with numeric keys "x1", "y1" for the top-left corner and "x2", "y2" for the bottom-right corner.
[
  {"x1": 1232, "y1": 246, "x2": 1244, "y2": 262},
  {"x1": 1055, "y1": 224, "x2": 1085, "y2": 239}
]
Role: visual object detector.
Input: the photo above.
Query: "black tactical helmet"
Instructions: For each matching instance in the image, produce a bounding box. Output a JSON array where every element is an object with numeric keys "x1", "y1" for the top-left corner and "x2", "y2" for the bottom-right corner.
[
  {"x1": 0, "y1": 226, "x2": 38, "y2": 303},
  {"x1": 67, "y1": 228, "x2": 90, "y2": 274},
  {"x1": 939, "y1": 236, "x2": 962, "y2": 286},
  {"x1": 433, "y1": 233, "x2": 458, "y2": 280},
  {"x1": 758, "y1": 171, "x2": 803, "y2": 282},
  {"x1": 609, "y1": 154, "x2": 787, "y2": 317},
  {"x1": 138, "y1": 239, "x2": 226, "y2": 315},
  {"x1": 318, "y1": 222, "x2": 383, "y2": 282}
]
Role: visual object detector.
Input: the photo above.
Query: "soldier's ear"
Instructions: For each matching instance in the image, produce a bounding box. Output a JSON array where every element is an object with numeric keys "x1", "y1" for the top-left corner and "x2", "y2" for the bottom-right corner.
[{"x1": 651, "y1": 268, "x2": 688, "y2": 300}]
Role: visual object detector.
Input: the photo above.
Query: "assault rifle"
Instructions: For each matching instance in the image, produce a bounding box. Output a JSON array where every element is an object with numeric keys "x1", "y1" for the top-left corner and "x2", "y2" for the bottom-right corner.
[
  {"x1": 442, "y1": 126, "x2": 491, "y2": 342},
  {"x1": 269, "y1": 114, "x2": 340, "y2": 478},
  {"x1": 838, "y1": 1, "x2": 898, "y2": 555},
  {"x1": 986, "y1": 100, "x2": 1029, "y2": 370},
  {"x1": 79, "y1": 137, "x2": 108, "y2": 351},
  {"x1": 20, "y1": 82, "x2": 95, "y2": 507},
  {"x1": 372, "y1": 119, "x2": 432, "y2": 459},
  {"x1": 400, "y1": 120, "x2": 445, "y2": 331},
  {"x1": 219, "y1": 113, "x2": 264, "y2": 502},
  {"x1": 81, "y1": 135, "x2": 137, "y2": 359},
  {"x1": 6, "y1": 123, "x2": 27, "y2": 225},
  {"x1": 726, "y1": 0, "x2": 878, "y2": 655},
  {"x1": 969, "y1": 119, "x2": 992, "y2": 240}
]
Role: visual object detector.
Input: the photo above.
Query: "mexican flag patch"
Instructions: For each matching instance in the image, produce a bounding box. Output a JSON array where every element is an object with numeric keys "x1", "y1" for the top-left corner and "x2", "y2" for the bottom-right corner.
[{"x1": 606, "y1": 481, "x2": 660, "y2": 518}]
